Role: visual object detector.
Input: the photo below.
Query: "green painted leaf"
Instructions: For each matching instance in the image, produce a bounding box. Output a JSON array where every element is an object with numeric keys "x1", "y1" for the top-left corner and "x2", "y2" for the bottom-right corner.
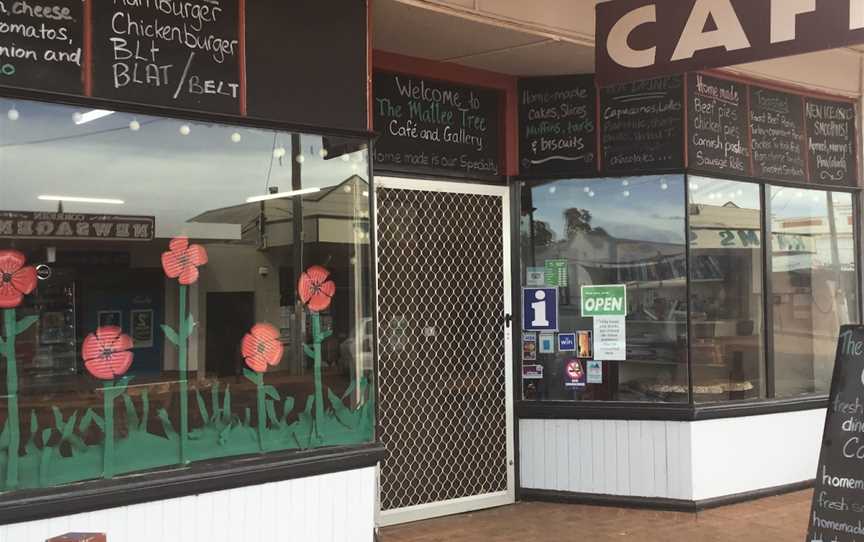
[
  {"x1": 29, "y1": 409, "x2": 38, "y2": 435},
  {"x1": 140, "y1": 390, "x2": 150, "y2": 431},
  {"x1": 80, "y1": 408, "x2": 105, "y2": 433},
  {"x1": 263, "y1": 385, "x2": 279, "y2": 401},
  {"x1": 0, "y1": 336, "x2": 5, "y2": 350},
  {"x1": 195, "y1": 390, "x2": 209, "y2": 423},
  {"x1": 123, "y1": 395, "x2": 139, "y2": 430},
  {"x1": 242, "y1": 368, "x2": 260, "y2": 385},
  {"x1": 161, "y1": 325, "x2": 179, "y2": 345},
  {"x1": 51, "y1": 406, "x2": 63, "y2": 430},
  {"x1": 304, "y1": 395, "x2": 315, "y2": 415},
  {"x1": 186, "y1": 313, "x2": 197, "y2": 334},
  {"x1": 66, "y1": 434, "x2": 87, "y2": 455},
  {"x1": 222, "y1": 385, "x2": 231, "y2": 419},
  {"x1": 211, "y1": 383, "x2": 221, "y2": 421},
  {"x1": 303, "y1": 345, "x2": 315, "y2": 359},
  {"x1": 327, "y1": 388, "x2": 355, "y2": 429},
  {"x1": 41, "y1": 427, "x2": 52, "y2": 446},
  {"x1": 319, "y1": 330, "x2": 333, "y2": 341},
  {"x1": 0, "y1": 419, "x2": 9, "y2": 451},
  {"x1": 156, "y1": 408, "x2": 176, "y2": 437},
  {"x1": 15, "y1": 315, "x2": 38, "y2": 335},
  {"x1": 282, "y1": 396, "x2": 295, "y2": 420},
  {"x1": 341, "y1": 381, "x2": 357, "y2": 401},
  {"x1": 244, "y1": 407, "x2": 251, "y2": 427},
  {"x1": 61, "y1": 412, "x2": 78, "y2": 440},
  {"x1": 265, "y1": 399, "x2": 280, "y2": 427}
]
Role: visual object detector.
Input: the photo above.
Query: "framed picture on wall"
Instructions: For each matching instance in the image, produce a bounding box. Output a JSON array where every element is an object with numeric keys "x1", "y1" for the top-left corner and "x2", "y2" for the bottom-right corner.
[
  {"x1": 97, "y1": 310, "x2": 122, "y2": 329},
  {"x1": 130, "y1": 309, "x2": 154, "y2": 349},
  {"x1": 39, "y1": 311, "x2": 67, "y2": 345}
]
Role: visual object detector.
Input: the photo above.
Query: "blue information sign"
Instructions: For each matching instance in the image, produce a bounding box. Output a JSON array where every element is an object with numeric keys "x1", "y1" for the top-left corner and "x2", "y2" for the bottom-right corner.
[{"x1": 523, "y1": 287, "x2": 558, "y2": 332}]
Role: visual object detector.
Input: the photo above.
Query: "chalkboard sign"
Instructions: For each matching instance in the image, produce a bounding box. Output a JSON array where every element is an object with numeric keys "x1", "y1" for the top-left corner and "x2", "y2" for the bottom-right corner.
[
  {"x1": 373, "y1": 71, "x2": 501, "y2": 179},
  {"x1": 600, "y1": 76, "x2": 684, "y2": 173},
  {"x1": 806, "y1": 98, "x2": 858, "y2": 186},
  {"x1": 0, "y1": 0, "x2": 83, "y2": 94},
  {"x1": 518, "y1": 75, "x2": 596, "y2": 177},
  {"x1": 687, "y1": 73, "x2": 750, "y2": 176},
  {"x1": 91, "y1": 0, "x2": 242, "y2": 114},
  {"x1": 808, "y1": 326, "x2": 864, "y2": 542},
  {"x1": 749, "y1": 86, "x2": 806, "y2": 183}
]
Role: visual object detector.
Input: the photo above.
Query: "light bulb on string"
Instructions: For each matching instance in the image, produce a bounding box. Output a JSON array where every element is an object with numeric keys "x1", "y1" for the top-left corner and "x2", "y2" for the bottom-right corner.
[
  {"x1": 549, "y1": 186, "x2": 557, "y2": 195},
  {"x1": 319, "y1": 148, "x2": 329, "y2": 158},
  {"x1": 341, "y1": 154, "x2": 351, "y2": 162},
  {"x1": 129, "y1": 119, "x2": 141, "y2": 131},
  {"x1": 689, "y1": 182, "x2": 699, "y2": 191},
  {"x1": 588, "y1": 191, "x2": 596, "y2": 198},
  {"x1": 622, "y1": 190, "x2": 631, "y2": 198},
  {"x1": 179, "y1": 124, "x2": 191, "y2": 136},
  {"x1": 583, "y1": 186, "x2": 591, "y2": 193},
  {"x1": 273, "y1": 147, "x2": 286, "y2": 159},
  {"x1": 231, "y1": 132, "x2": 242, "y2": 143},
  {"x1": 622, "y1": 179, "x2": 630, "y2": 187},
  {"x1": 7, "y1": 107, "x2": 19, "y2": 121},
  {"x1": 72, "y1": 112, "x2": 83, "y2": 124},
  {"x1": 295, "y1": 154, "x2": 305, "y2": 164},
  {"x1": 661, "y1": 182, "x2": 669, "y2": 191}
]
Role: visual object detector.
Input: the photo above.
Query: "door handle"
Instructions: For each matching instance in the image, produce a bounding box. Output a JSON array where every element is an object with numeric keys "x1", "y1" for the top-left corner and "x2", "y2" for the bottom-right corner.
[{"x1": 504, "y1": 313, "x2": 513, "y2": 328}]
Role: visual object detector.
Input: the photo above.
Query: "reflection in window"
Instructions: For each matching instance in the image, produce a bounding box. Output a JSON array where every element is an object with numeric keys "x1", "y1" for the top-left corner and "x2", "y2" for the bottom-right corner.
[
  {"x1": 0, "y1": 98, "x2": 373, "y2": 492},
  {"x1": 520, "y1": 176, "x2": 688, "y2": 403},
  {"x1": 688, "y1": 177, "x2": 764, "y2": 403},
  {"x1": 770, "y1": 187, "x2": 858, "y2": 398}
]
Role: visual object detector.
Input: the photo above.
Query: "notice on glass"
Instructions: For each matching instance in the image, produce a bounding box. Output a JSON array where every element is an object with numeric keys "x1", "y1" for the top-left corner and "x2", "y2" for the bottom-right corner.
[{"x1": 593, "y1": 316, "x2": 625, "y2": 361}]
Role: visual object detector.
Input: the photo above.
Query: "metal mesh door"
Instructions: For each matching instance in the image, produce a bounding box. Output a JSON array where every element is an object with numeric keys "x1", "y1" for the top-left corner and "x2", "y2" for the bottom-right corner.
[{"x1": 377, "y1": 185, "x2": 508, "y2": 513}]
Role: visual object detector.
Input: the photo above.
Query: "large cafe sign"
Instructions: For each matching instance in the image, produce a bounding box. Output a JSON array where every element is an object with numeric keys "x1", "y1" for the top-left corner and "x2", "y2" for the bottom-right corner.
[
  {"x1": 597, "y1": 0, "x2": 864, "y2": 85},
  {"x1": 0, "y1": 211, "x2": 155, "y2": 242}
]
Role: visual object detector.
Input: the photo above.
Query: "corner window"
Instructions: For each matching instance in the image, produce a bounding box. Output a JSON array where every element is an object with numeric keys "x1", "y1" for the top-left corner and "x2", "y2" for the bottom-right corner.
[
  {"x1": 770, "y1": 187, "x2": 858, "y2": 398},
  {"x1": 688, "y1": 177, "x2": 765, "y2": 403},
  {"x1": 0, "y1": 97, "x2": 373, "y2": 492},
  {"x1": 520, "y1": 175, "x2": 688, "y2": 402}
]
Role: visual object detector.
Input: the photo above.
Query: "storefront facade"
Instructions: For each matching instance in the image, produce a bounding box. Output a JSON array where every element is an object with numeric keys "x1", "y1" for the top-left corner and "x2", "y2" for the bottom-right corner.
[
  {"x1": 0, "y1": 1, "x2": 863, "y2": 539},
  {"x1": 0, "y1": 2, "x2": 382, "y2": 540}
]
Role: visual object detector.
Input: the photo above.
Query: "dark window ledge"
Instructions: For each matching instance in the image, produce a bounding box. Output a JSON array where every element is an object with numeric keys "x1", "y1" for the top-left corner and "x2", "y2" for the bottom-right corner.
[
  {"x1": 517, "y1": 396, "x2": 828, "y2": 422},
  {"x1": 0, "y1": 443, "x2": 386, "y2": 526}
]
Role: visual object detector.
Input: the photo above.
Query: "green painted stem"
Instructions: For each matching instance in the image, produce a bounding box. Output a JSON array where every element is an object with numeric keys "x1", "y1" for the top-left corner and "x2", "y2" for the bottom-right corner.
[
  {"x1": 179, "y1": 284, "x2": 189, "y2": 465},
  {"x1": 256, "y1": 373, "x2": 265, "y2": 452},
  {"x1": 103, "y1": 382, "x2": 114, "y2": 479},
  {"x1": 311, "y1": 313, "x2": 324, "y2": 437},
  {"x1": 3, "y1": 309, "x2": 18, "y2": 490}
]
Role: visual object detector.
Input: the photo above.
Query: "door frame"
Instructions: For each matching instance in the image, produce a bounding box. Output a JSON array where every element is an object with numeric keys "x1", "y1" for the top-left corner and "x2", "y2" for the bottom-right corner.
[{"x1": 374, "y1": 176, "x2": 516, "y2": 526}]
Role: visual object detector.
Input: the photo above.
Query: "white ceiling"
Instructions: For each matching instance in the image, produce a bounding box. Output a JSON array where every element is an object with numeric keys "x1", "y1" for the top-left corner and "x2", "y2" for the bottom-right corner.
[{"x1": 372, "y1": 0, "x2": 597, "y2": 76}]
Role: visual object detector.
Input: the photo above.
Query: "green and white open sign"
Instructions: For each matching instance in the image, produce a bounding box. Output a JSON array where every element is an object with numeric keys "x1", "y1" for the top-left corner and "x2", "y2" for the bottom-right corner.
[{"x1": 581, "y1": 285, "x2": 627, "y2": 317}]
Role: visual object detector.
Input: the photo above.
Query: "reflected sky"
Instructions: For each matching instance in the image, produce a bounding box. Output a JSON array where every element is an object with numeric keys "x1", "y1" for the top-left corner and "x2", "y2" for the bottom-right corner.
[
  {"x1": 528, "y1": 175, "x2": 686, "y2": 244},
  {"x1": 0, "y1": 98, "x2": 369, "y2": 238}
]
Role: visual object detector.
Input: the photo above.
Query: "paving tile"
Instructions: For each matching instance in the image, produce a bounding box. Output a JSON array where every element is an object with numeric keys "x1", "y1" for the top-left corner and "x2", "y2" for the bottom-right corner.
[{"x1": 379, "y1": 490, "x2": 814, "y2": 541}]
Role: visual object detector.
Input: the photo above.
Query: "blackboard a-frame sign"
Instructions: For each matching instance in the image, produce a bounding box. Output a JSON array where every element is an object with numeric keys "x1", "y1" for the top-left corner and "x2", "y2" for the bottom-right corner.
[{"x1": 808, "y1": 326, "x2": 864, "y2": 541}]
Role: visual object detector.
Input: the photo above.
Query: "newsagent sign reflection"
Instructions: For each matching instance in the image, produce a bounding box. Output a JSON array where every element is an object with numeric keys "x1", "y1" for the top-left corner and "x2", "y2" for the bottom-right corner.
[
  {"x1": 0, "y1": 211, "x2": 155, "y2": 242},
  {"x1": 597, "y1": 0, "x2": 864, "y2": 85}
]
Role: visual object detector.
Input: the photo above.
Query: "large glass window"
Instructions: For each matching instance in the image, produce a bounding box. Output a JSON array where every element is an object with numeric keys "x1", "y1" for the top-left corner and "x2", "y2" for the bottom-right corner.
[
  {"x1": 688, "y1": 177, "x2": 765, "y2": 403},
  {"x1": 770, "y1": 187, "x2": 858, "y2": 398},
  {"x1": 520, "y1": 175, "x2": 688, "y2": 402},
  {"x1": 0, "y1": 97, "x2": 373, "y2": 492}
]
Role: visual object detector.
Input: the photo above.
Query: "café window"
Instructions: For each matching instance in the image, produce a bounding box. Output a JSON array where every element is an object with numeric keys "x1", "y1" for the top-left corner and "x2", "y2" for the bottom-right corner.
[
  {"x1": 520, "y1": 175, "x2": 689, "y2": 403},
  {"x1": 520, "y1": 174, "x2": 860, "y2": 406},
  {"x1": 0, "y1": 97, "x2": 373, "y2": 492}
]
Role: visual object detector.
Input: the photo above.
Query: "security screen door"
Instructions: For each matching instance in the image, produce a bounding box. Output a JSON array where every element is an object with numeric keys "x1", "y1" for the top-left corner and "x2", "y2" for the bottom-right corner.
[{"x1": 375, "y1": 177, "x2": 514, "y2": 526}]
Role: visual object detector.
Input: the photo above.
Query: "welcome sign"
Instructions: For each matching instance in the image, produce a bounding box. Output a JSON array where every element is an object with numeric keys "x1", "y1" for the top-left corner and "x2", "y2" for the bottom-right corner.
[{"x1": 597, "y1": 0, "x2": 864, "y2": 85}]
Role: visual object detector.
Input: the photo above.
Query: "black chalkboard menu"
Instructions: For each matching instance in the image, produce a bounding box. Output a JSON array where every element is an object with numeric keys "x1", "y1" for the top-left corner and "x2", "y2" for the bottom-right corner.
[
  {"x1": 518, "y1": 75, "x2": 596, "y2": 177},
  {"x1": 806, "y1": 98, "x2": 858, "y2": 187},
  {"x1": 687, "y1": 73, "x2": 749, "y2": 176},
  {"x1": 91, "y1": 0, "x2": 242, "y2": 114},
  {"x1": 0, "y1": 0, "x2": 83, "y2": 94},
  {"x1": 808, "y1": 326, "x2": 864, "y2": 542},
  {"x1": 600, "y1": 76, "x2": 684, "y2": 173},
  {"x1": 0, "y1": 0, "x2": 369, "y2": 132},
  {"x1": 749, "y1": 87, "x2": 806, "y2": 182},
  {"x1": 373, "y1": 71, "x2": 501, "y2": 179}
]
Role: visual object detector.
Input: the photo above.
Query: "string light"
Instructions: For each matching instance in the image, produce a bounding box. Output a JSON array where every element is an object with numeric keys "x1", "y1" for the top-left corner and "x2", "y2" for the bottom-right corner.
[
  {"x1": 661, "y1": 182, "x2": 669, "y2": 191},
  {"x1": 583, "y1": 187, "x2": 591, "y2": 193},
  {"x1": 341, "y1": 154, "x2": 351, "y2": 162},
  {"x1": 179, "y1": 124, "x2": 191, "y2": 136},
  {"x1": 689, "y1": 182, "x2": 699, "y2": 190},
  {"x1": 549, "y1": 186, "x2": 557, "y2": 195},
  {"x1": 295, "y1": 154, "x2": 305, "y2": 164},
  {"x1": 231, "y1": 132, "x2": 242, "y2": 143},
  {"x1": 129, "y1": 119, "x2": 141, "y2": 131},
  {"x1": 622, "y1": 180, "x2": 630, "y2": 187},
  {"x1": 319, "y1": 148, "x2": 329, "y2": 158},
  {"x1": 622, "y1": 190, "x2": 630, "y2": 198},
  {"x1": 72, "y1": 112, "x2": 83, "y2": 124},
  {"x1": 588, "y1": 191, "x2": 596, "y2": 198},
  {"x1": 273, "y1": 147, "x2": 286, "y2": 159},
  {"x1": 7, "y1": 108, "x2": 19, "y2": 121}
]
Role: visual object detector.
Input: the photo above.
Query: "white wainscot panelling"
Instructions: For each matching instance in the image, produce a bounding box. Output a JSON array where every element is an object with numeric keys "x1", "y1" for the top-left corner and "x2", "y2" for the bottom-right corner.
[
  {"x1": 0, "y1": 467, "x2": 376, "y2": 542},
  {"x1": 519, "y1": 419, "x2": 693, "y2": 500},
  {"x1": 690, "y1": 409, "x2": 826, "y2": 501},
  {"x1": 520, "y1": 410, "x2": 826, "y2": 502}
]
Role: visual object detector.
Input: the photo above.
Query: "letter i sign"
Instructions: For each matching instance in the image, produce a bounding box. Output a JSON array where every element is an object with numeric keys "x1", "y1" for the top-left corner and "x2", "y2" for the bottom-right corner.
[{"x1": 523, "y1": 288, "x2": 559, "y2": 332}]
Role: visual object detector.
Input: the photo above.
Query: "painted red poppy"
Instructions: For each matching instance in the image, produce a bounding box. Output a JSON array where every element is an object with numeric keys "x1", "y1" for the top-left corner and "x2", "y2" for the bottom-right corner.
[
  {"x1": 298, "y1": 265, "x2": 335, "y2": 312},
  {"x1": 82, "y1": 326, "x2": 134, "y2": 380},
  {"x1": 242, "y1": 323, "x2": 284, "y2": 373},
  {"x1": 161, "y1": 236, "x2": 208, "y2": 285},
  {"x1": 0, "y1": 250, "x2": 37, "y2": 309}
]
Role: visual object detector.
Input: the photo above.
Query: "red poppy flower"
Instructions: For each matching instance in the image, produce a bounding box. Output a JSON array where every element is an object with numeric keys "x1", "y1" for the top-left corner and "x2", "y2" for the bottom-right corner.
[
  {"x1": 0, "y1": 250, "x2": 37, "y2": 309},
  {"x1": 242, "y1": 323, "x2": 284, "y2": 373},
  {"x1": 298, "y1": 265, "x2": 335, "y2": 312},
  {"x1": 161, "y1": 236, "x2": 208, "y2": 285},
  {"x1": 82, "y1": 326, "x2": 134, "y2": 380}
]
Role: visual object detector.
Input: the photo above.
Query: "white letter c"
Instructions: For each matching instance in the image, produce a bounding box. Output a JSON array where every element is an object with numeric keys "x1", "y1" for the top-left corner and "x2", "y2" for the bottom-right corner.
[{"x1": 607, "y1": 5, "x2": 657, "y2": 69}]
